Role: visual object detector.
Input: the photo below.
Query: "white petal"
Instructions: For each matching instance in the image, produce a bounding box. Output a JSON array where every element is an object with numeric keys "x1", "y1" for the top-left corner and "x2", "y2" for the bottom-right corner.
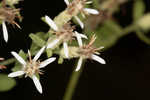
[
  {"x1": 91, "y1": 54, "x2": 106, "y2": 64},
  {"x1": 39, "y1": 57, "x2": 56, "y2": 68},
  {"x1": 47, "y1": 38, "x2": 60, "y2": 49},
  {"x1": 11, "y1": 51, "x2": 26, "y2": 66},
  {"x1": 32, "y1": 75, "x2": 42, "y2": 94},
  {"x1": 8, "y1": 71, "x2": 25, "y2": 77},
  {"x1": 74, "y1": 16, "x2": 84, "y2": 29},
  {"x1": 75, "y1": 57, "x2": 83, "y2": 71},
  {"x1": 63, "y1": 42, "x2": 69, "y2": 58},
  {"x1": 84, "y1": 8, "x2": 99, "y2": 15},
  {"x1": 64, "y1": 0, "x2": 69, "y2": 5},
  {"x1": 2, "y1": 21, "x2": 8, "y2": 42},
  {"x1": 74, "y1": 31, "x2": 83, "y2": 47},
  {"x1": 86, "y1": 1, "x2": 93, "y2": 4},
  {"x1": 79, "y1": 34, "x2": 88, "y2": 39},
  {"x1": 33, "y1": 46, "x2": 45, "y2": 61},
  {"x1": 45, "y1": 15, "x2": 58, "y2": 31}
]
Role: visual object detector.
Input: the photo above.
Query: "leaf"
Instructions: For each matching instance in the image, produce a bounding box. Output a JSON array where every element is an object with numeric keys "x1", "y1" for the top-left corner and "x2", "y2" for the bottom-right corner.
[
  {"x1": 29, "y1": 33, "x2": 46, "y2": 47},
  {"x1": 84, "y1": 20, "x2": 123, "y2": 49},
  {"x1": 46, "y1": 48, "x2": 53, "y2": 57},
  {"x1": 0, "y1": 74, "x2": 16, "y2": 92},
  {"x1": 12, "y1": 50, "x2": 27, "y2": 72},
  {"x1": 133, "y1": 0, "x2": 145, "y2": 21},
  {"x1": 58, "y1": 56, "x2": 64, "y2": 64}
]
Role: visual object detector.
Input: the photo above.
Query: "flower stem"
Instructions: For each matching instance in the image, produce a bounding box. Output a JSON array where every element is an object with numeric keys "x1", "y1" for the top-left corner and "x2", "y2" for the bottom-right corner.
[{"x1": 63, "y1": 59, "x2": 85, "y2": 100}]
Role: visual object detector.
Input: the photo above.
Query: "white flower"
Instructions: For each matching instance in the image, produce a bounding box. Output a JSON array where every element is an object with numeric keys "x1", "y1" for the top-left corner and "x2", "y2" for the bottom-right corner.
[
  {"x1": 8, "y1": 46, "x2": 56, "y2": 93},
  {"x1": 2, "y1": 21, "x2": 8, "y2": 42},
  {"x1": 45, "y1": 15, "x2": 87, "y2": 58},
  {"x1": 64, "y1": 0, "x2": 99, "y2": 29},
  {"x1": 75, "y1": 35, "x2": 106, "y2": 71}
]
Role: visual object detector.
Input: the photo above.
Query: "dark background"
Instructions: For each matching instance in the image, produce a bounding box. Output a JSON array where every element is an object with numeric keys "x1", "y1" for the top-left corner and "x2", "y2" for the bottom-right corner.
[{"x1": 0, "y1": 0, "x2": 150, "y2": 100}]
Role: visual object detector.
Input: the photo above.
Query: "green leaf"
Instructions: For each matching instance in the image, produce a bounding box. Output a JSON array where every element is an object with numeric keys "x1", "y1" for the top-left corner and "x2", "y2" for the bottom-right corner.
[
  {"x1": 46, "y1": 48, "x2": 53, "y2": 57},
  {"x1": 0, "y1": 74, "x2": 16, "y2": 92},
  {"x1": 12, "y1": 50, "x2": 27, "y2": 72},
  {"x1": 133, "y1": 0, "x2": 145, "y2": 21},
  {"x1": 58, "y1": 56, "x2": 64, "y2": 64},
  {"x1": 29, "y1": 33, "x2": 46, "y2": 47}
]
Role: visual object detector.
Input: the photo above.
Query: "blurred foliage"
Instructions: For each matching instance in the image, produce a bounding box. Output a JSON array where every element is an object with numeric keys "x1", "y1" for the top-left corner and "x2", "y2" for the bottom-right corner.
[{"x1": 0, "y1": 74, "x2": 16, "y2": 92}]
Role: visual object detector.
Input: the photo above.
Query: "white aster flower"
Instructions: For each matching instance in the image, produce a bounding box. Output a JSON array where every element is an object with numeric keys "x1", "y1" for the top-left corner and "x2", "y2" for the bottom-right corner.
[
  {"x1": 75, "y1": 35, "x2": 106, "y2": 71},
  {"x1": 8, "y1": 46, "x2": 56, "y2": 93},
  {"x1": 0, "y1": 5, "x2": 21, "y2": 42},
  {"x1": 64, "y1": 0, "x2": 99, "y2": 28},
  {"x1": 45, "y1": 15, "x2": 87, "y2": 58}
]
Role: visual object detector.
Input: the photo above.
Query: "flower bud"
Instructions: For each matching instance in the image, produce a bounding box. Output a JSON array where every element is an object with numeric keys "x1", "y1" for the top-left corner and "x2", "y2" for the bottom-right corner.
[{"x1": 137, "y1": 13, "x2": 150, "y2": 30}]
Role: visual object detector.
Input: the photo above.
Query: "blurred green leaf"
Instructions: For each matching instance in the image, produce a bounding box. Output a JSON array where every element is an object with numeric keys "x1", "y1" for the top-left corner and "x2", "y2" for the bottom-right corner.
[
  {"x1": 46, "y1": 48, "x2": 53, "y2": 57},
  {"x1": 84, "y1": 20, "x2": 123, "y2": 49},
  {"x1": 29, "y1": 33, "x2": 46, "y2": 47},
  {"x1": 58, "y1": 56, "x2": 64, "y2": 64},
  {"x1": 0, "y1": 74, "x2": 16, "y2": 92},
  {"x1": 133, "y1": 0, "x2": 145, "y2": 21}
]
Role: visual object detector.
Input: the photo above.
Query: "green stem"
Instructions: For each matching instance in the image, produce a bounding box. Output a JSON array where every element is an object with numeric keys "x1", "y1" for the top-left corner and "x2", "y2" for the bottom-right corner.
[
  {"x1": 136, "y1": 30, "x2": 150, "y2": 45},
  {"x1": 121, "y1": 24, "x2": 138, "y2": 36},
  {"x1": 0, "y1": 58, "x2": 15, "y2": 65},
  {"x1": 63, "y1": 59, "x2": 85, "y2": 100}
]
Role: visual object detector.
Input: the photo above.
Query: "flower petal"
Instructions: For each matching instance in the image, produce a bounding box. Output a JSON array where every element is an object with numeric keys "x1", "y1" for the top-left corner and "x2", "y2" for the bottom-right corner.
[
  {"x1": 32, "y1": 75, "x2": 42, "y2": 94},
  {"x1": 79, "y1": 33, "x2": 88, "y2": 39},
  {"x1": 45, "y1": 15, "x2": 58, "y2": 31},
  {"x1": 63, "y1": 42, "x2": 69, "y2": 58},
  {"x1": 74, "y1": 16, "x2": 84, "y2": 29},
  {"x1": 74, "y1": 31, "x2": 83, "y2": 47},
  {"x1": 33, "y1": 46, "x2": 45, "y2": 61},
  {"x1": 84, "y1": 8, "x2": 99, "y2": 15},
  {"x1": 11, "y1": 51, "x2": 26, "y2": 66},
  {"x1": 47, "y1": 38, "x2": 60, "y2": 49},
  {"x1": 64, "y1": 0, "x2": 69, "y2": 5},
  {"x1": 75, "y1": 57, "x2": 83, "y2": 71},
  {"x1": 8, "y1": 71, "x2": 25, "y2": 77},
  {"x1": 86, "y1": 1, "x2": 93, "y2": 4},
  {"x1": 91, "y1": 54, "x2": 106, "y2": 64},
  {"x1": 2, "y1": 21, "x2": 8, "y2": 42},
  {"x1": 39, "y1": 57, "x2": 56, "y2": 68}
]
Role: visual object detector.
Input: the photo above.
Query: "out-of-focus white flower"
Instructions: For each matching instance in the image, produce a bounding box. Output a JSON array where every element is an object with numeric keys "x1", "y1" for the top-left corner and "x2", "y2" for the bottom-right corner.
[
  {"x1": 64, "y1": 0, "x2": 99, "y2": 28},
  {"x1": 45, "y1": 15, "x2": 87, "y2": 58},
  {"x1": 75, "y1": 35, "x2": 106, "y2": 71},
  {"x1": 8, "y1": 46, "x2": 56, "y2": 93}
]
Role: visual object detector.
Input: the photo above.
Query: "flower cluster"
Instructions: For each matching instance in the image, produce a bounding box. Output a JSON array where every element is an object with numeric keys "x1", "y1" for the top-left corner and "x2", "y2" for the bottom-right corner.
[{"x1": 0, "y1": 0, "x2": 106, "y2": 94}]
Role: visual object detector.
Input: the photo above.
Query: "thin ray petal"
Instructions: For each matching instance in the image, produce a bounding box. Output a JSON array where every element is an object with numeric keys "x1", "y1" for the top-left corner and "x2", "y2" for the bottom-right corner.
[
  {"x1": 74, "y1": 16, "x2": 84, "y2": 29},
  {"x1": 8, "y1": 71, "x2": 25, "y2": 77},
  {"x1": 47, "y1": 38, "x2": 60, "y2": 49},
  {"x1": 32, "y1": 75, "x2": 42, "y2": 94},
  {"x1": 84, "y1": 8, "x2": 99, "y2": 15},
  {"x1": 91, "y1": 54, "x2": 106, "y2": 64},
  {"x1": 2, "y1": 21, "x2": 8, "y2": 42},
  {"x1": 64, "y1": 0, "x2": 69, "y2": 5},
  {"x1": 63, "y1": 42, "x2": 69, "y2": 58},
  {"x1": 39, "y1": 57, "x2": 56, "y2": 68},
  {"x1": 45, "y1": 15, "x2": 58, "y2": 31},
  {"x1": 74, "y1": 31, "x2": 83, "y2": 47},
  {"x1": 11, "y1": 51, "x2": 26, "y2": 66},
  {"x1": 33, "y1": 46, "x2": 45, "y2": 61},
  {"x1": 75, "y1": 57, "x2": 83, "y2": 71}
]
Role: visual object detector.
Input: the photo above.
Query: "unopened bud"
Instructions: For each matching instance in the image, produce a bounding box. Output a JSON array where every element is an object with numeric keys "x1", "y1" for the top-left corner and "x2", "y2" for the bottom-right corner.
[{"x1": 137, "y1": 13, "x2": 150, "y2": 30}]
